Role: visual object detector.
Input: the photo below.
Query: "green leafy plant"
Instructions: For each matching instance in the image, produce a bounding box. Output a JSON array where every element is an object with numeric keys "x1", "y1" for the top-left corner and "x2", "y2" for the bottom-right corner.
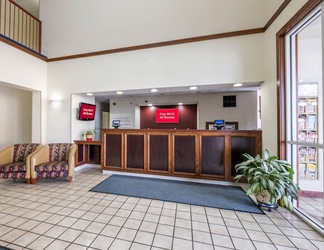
[
  {"x1": 234, "y1": 149, "x2": 300, "y2": 211},
  {"x1": 82, "y1": 129, "x2": 96, "y2": 137}
]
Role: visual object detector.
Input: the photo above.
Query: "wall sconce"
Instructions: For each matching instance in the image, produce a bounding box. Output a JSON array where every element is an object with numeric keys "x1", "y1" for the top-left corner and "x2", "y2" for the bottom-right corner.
[{"x1": 51, "y1": 100, "x2": 62, "y2": 107}]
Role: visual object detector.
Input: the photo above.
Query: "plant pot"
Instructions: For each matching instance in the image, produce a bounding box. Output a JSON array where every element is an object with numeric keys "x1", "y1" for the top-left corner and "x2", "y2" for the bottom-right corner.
[
  {"x1": 255, "y1": 190, "x2": 278, "y2": 212},
  {"x1": 86, "y1": 134, "x2": 93, "y2": 141}
]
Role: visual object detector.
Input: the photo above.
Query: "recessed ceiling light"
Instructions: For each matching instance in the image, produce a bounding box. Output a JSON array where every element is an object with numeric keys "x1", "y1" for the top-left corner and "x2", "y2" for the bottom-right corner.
[
  {"x1": 151, "y1": 89, "x2": 158, "y2": 92},
  {"x1": 178, "y1": 103, "x2": 183, "y2": 105},
  {"x1": 116, "y1": 91, "x2": 123, "y2": 94},
  {"x1": 148, "y1": 103, "x2": 153, "y2": 106},
  {"x1": 233, "y1": 83, "x2": 242, "y2": 87},
  {"x1": 189, "y1": 86, "x2": 197, "y2": 90},
  {"x1": 86, "y1": 93, "x2": 93, "y2": 96}
]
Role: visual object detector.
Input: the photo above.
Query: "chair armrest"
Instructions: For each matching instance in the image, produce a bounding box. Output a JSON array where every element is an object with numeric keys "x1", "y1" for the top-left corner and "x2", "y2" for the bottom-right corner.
[
  {"x1": 0, "y1": 146, "x2": 13, "y2": 165},
  {"x1": 25, "y1": 145, "x2": 43, "y2": 179},
  {"x1": 30, "y1": 145, "x2": 49, "y2": 167},
  {"x1": 68, "y1": 144, "x2": 77, "y2": 177}
]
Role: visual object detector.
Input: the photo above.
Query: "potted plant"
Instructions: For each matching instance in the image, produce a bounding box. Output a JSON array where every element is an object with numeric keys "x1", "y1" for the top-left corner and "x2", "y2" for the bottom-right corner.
[
  {"x1": 234, "y1": 149, "x2": 300, "y2": 212},
  {"x1": 82, "y1": 129, "x2": 96, "y2": 141}
]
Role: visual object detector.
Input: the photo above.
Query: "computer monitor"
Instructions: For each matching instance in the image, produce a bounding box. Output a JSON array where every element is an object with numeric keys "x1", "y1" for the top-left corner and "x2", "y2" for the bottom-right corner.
[
  {"x1": 214, "y1": 119, "x2": 225, "y2": 130},
  {"x1": 112, "y1": 120, "x2": 121, "y2": 129}
]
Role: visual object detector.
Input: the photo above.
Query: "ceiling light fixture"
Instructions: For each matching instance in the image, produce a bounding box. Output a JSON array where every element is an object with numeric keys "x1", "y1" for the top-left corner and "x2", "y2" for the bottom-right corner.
[
  {"x1": 178, "y1": 103, "x2": 183, "y2": 105},
  {"x1": 116, "y1": 91, "x2": 123, "y2": 94},
  {"x1": 148, "y1": 103, "x2": 153, "y2": 106},
  {"x1": 86, "y1": 93, "x2": 93, "y2": 96},
  {"x1": 151, "y1": 89, "x2": 158, "y2": 92},
  {"x1": 233, "y1": 83, "x2": 242, "y2": 87},
  {"x1": 189, "y1": 86, "x2": 197, "y2": 90}
]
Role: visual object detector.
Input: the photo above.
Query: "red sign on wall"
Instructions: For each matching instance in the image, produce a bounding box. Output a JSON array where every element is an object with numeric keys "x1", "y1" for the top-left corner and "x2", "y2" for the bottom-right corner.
[{"x1": 156, "y1": 108, "x2": 179, "y2": 123}]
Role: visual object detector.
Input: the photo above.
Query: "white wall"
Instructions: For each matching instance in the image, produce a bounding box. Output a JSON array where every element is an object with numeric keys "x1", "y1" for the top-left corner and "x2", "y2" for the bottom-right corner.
[
  {"x1": 40, "y1": 0, "x2": 268, "y2": 58},
  {"x1": 46, "y1": 34, "x2": 264, "y2": 141},
  {"x1": 0, "y1": 85, "x2": 32, "y2": 149},
  {"x1": 262, "y1": 0, "x2": 308, "y2": 154},
  {"x1": 0, "y1": 42, "x2": 47, "y2": 147},
  {"x1": 109, "y1": 92, "x2": 258, "y2": 130}
]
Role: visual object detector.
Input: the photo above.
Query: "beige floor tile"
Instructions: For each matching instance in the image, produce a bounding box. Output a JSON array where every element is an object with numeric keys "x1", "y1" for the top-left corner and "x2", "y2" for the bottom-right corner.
[
  {"x1": 193, "y1": 241, "x2": 214, "y2": 250},
  {"x1": 123, "y1": 218, "x2": 142, "y2": 230},
  {"x1": 115, "y1": 209, "x2": 132, "y2": 218},
  {"x1": 27, "y1": 235, "x2": 54, "y2": 250},
  {"x1": 90, "y1": 235, "x2": 113, "y2": 249},
  {"x1": 58, "y1": 228, "x2": 82, "y2": 242},
  {"x1": 65, "y1": 243, "x2": 88, "y2": 250},
  {"x1": 173, "y1": 237, "x2": 193, "y2": 250},
  {"x1": 30, "y1": 222, "x2": 53, "y2": 234},
  {"x1": 207, "y1": 215, "x2": 225, "y2": 226},
  {"x1": 287, "y1": 235, "x2": 319, "y2": 250},
  {"x1": 71, "y1": 218, "x2": 92, "y2": 230},
  {"x1": 109, "y1": 238, "x2": 132, "y2": 250},
  {"x1": 134, "y1": 231, "x2": 154, "y2": 245},
  {"x1": 192, "y1": 213, "x2": 207, "y2": 223},
  {"x1": 0, "y1": 226, "x2": 14, "y2": 237},
  {"x1": 192, "y1": 230, "x2": 212, "y2": 244},
  {"x1": 144, "y1": 213, "x2": 160, "y2": 223},
  {"x1": 129, "y1": 242, "x2": 151, "y2": 250},
  {"x1": 192, "y1": 221, "x2": 210, "y2": 232},
  {"x1": 176, "y1": 210, "x2": 191, "y2": 220},
  {"x1": 81, "y1": 211, "x2": 99, "y2": 221},
  {"x1": 147, "y1": 206, "x2": 162, "y2": 215},
  {"x1": 247, "y1": 229, "x2": 271, "y2": 243},
  {"x1": 241, "y1": 220, "x2": 262, "y2": 231},
  {"x1": 228, "y1": 226, "x2": 249, "y2": 239},
  {"x1": 109, "y1": 216, "x2": 127, "y2": 226},
  {"x1": 174, "y1": 227, "x2": 192, "y2": 241},
  {"x1": 224, "y1": 217, "x2": 243, "y2": 228},
  {"x1": 161, "y1": 208, "x2": 176, "y2": 217},
  {"x1": 153, "y1": 234, "x2": 173, "y2": 249},
  {"x1": 44, "y1": 239, "x2": 70, "y2": 250},
  {"x1": 116, "y1": 227, "x2": 137, "y2": 241},
  {"x1": 7, "y1": 217, "x2": 29, "y2": 229},
  {"x1": 0, "y1": 229, "x2": 26, "y2": 243},
  {"x1": 266, "y1": 233, "x2": 295, "y2": 248},
  {"x1": 139, "y1": 221, "x2": 157, "y2": 233},
  {"x1": 212, "y1": 234, "x2": 234, "y2": 248},
  {"x1": 45, "y1": 214, "x2": 65, "y2": 224},
  {"x1": 129, "y1": 211, "x2": 145, "y2": 220},
  {"x1": 253, "y1": 241, "x2": 277, "y2": 250},
  {"x1": 209, "y1": 224, "x2": 229, "y2": 236},
  {"x1": 57, "y1": 216, "x2": 78, "y2": 227},
  {"x1": 101, "y1": 224, "x2": 121, "y2": 238},
  {"x1": 74, "y1": 231, "x2": 97, "y2": 247},
  {"x1": 159, "y1": 215, "x2": 175, "y2": 226},
  {"x1": 232, "y1": 237, "x2": 256, "y2": 250},
  {"x1": 43, "y1": 225, "x2": 67, "y2": 238},
  {"x1": 94, "y1": 213, "x2": 113, "y2": 224},
  {"x1": 85, "y1": 221, "x2": 105, "y2": 234},
  {"x1": 175, "y1": 218, "x2": 192, "y2": 229},
  {"x1": 156, "y1": 224, "x2": 174, "y2": 236},
  {"x1": 12, "y1": 231, "x2": 39, "y2": 247}
]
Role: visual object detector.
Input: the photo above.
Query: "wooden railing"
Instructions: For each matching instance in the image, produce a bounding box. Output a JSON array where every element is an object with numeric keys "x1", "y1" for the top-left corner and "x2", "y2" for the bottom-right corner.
[{"x1": 0, "y1": 0, "x2": 41, "y2": 53}]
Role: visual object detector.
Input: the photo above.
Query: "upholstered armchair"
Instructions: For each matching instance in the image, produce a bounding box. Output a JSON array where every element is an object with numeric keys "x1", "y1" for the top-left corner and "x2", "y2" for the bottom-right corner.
[
  {"x1": 0, "y1": 143, "x2": 42, "y2": 184},
  {"x1": 30, "y1": 143, "x2": 77, "y2": 184}
]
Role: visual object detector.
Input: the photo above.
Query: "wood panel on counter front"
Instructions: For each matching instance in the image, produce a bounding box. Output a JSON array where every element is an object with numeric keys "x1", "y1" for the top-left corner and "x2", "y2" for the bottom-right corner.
[{"x1": 101, "y1": 129, "x2": 262, "y2": 182}]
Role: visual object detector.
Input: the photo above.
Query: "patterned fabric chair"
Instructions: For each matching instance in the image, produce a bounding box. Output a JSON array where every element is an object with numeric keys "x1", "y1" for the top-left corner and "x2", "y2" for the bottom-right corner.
[
  {"x1": 30, "y1": 143, "x2": 77, "y2": 184},
  {"x1": 0, "y1": 143, "x2": 42, "y2": 184}
]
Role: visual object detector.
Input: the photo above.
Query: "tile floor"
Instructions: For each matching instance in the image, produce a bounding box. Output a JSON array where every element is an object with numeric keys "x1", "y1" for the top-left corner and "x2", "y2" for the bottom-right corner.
[
  {"x1": 0, "y1": 165, "x2": 323, "y2": 250},
  {"x1": 299, "y1": 196, "x2": 324, "y2": 227}
]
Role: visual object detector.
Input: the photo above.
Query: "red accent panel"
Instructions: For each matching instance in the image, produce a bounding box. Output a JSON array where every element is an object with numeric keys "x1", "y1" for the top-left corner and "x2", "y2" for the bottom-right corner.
[
  {"x1": 140, "y1": 104, "x2": 197, "y2": 129},
  {"x1": 155, "y1": 108, "x2": 179, "y2": 123}
]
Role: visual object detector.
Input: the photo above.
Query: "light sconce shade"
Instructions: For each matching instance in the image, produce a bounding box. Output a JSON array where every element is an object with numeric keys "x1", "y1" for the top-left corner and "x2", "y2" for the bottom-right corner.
[{"x1": 51, "y1": 100, "x2": 62, "y2": 107}]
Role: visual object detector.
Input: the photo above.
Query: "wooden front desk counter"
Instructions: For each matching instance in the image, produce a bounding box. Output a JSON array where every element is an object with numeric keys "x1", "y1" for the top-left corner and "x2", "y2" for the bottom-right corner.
[{"x1": 101, "y1": 129, "x2": 262, "y2": 182}]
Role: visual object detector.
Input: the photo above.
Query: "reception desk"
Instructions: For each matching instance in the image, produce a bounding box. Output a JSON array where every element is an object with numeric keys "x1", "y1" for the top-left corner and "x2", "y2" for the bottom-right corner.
[{"x1": 101, "y1": 129, "x2": 262, "y2": 182}]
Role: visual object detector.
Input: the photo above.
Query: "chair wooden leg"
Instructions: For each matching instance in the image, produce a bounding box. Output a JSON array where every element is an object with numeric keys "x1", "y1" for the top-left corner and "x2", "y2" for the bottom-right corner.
[
  {"x1": 68, "y1": 176, "x2": 73, "y2": 182},
  {"x1": 31, "y1": 178, "x2": 36, "y2": 184},
  {"x1": 26, "y1": 179, "x2": 30, "y2": 184}
]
